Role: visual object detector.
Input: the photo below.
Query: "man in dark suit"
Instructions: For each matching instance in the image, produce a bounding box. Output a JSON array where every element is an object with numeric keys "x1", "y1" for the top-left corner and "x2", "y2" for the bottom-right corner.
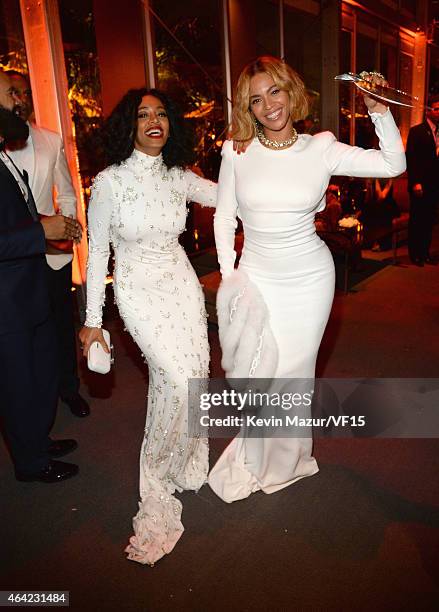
[
  {"x1": 406, "y1": 94, "x2": 439, "y2": 266},
  {"x1": 7, "y1": 70, "x2": 90, "y2": 418},
  {"x1": 0, "y1": 69, "x2": 81, "y2": 482}
]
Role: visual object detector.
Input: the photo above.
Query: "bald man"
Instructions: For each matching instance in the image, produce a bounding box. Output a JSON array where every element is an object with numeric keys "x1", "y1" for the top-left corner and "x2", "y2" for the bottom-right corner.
[
  {"x1": 7, "y1": 70, "x2": 90, "y2": 417},
  {"x1": 0, "y1": 69, "x2": 81, "y2": 482}
]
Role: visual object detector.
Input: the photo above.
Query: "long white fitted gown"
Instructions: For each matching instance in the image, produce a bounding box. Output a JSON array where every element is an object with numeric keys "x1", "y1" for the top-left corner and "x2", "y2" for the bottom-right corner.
[
  {"x1": 85, "y1": 149, "x2": 216, "y2": 564},
  {"x1": 208, "y1": 110, "x2": 406, "y2": 502}
]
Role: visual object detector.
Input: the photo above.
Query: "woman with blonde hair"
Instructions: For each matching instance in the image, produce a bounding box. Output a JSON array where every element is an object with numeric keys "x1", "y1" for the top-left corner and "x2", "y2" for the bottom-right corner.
[{"x1": 208, "y1": 56, "x2": 406, "y2": 503}]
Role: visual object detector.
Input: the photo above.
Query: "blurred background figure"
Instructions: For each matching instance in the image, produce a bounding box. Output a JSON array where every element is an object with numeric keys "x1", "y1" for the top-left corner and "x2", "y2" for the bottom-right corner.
[
  {"x1": 406, "y1": 93, "x2": 439, "y2": 266},
  {"x1": 315, "y1": 184, "x2": 343, "y2": 232},
  {"x1": 294, "y1": 114, "x2": 319, "y2": 135},
  {"x1": 362, "y1": 177, "x2": 400, "y2": 251}
]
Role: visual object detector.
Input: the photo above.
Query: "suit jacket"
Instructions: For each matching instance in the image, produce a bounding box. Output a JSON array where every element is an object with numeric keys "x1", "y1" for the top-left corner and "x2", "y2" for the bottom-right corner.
[
  {"x1": 0, "y1": 157, "x2": 49, "y2": 335},
  {"x1": 405, "y1": 121, "x2": 439, "y2": 195},
  {"x1": 8, "y1": 126, "x2": 77, "y2": 270}
]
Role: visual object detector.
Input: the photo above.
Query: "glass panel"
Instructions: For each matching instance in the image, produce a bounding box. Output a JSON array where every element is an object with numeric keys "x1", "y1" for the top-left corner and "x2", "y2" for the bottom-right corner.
[
  {"x1": 0, "y1": 0, "x2": 28, "y2": 72},
  {"x1": 254, "y1": 0, "x2": 279, "y2": 57},
  {"x1": 152, "y1": 0, "x2": 225, "y2": 177},
  {"x1": 58, "y1": 0, "x2": 103, "y2": 189},
  {"x1": 283, "y1": 5, "x2": 321, "y2": 132},
  {"x1": 399, "y1": 51, "x2": 413, "y2": 97},
  {"x1": 355, "y1": 31, "x2": 377, "y2": 148},
  {"x1": 339, "y1": 29, "x2": 352, "y2": 144},
  {"x1": 429, "y1": 45, "x2": 439, "y2": 98},
  {"x1": 380, "y1": 43, "x2": 397, "y2": 88},
  {"x1": 398, "y1": 51, "x2": 413, "y2": 143},
  {"x1": 152, "y1": 0, "x2": 225, "y2": 252},
  {"x1": 400, "y1": 0, "x2": 417, "y2": 14},
  {"x1": 356, "y1": 32, "x2": 377, "y2": 74}
]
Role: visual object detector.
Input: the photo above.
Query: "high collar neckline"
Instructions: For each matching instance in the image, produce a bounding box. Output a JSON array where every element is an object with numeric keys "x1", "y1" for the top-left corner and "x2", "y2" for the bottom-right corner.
[{"x1": 130, "y1": 148, "x2": 163, "y2": 166}]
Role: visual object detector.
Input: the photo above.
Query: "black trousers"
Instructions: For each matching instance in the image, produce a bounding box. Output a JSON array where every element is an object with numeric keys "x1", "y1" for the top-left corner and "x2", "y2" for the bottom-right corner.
[
  {"x1": 0, "y1": 316, "x2": 58, "y2": 473},
  {"x1": 46, "y1": 261, "x2": 80, "y2": 399},
  {"x1": 408, "y1": 193, "x2": 437, "y2": 261}
]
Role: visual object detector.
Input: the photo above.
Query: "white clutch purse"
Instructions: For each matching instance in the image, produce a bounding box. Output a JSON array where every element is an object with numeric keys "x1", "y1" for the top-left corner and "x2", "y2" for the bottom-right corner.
[{"x1": 87, "y1": 329, "x2": 114, "y2": 374}]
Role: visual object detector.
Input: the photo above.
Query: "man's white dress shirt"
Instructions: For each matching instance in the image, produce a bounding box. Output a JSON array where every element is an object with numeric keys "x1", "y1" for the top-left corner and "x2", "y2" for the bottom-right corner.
[{"x1": 7, "y1": 125, "x2": 77, "y2": 270}]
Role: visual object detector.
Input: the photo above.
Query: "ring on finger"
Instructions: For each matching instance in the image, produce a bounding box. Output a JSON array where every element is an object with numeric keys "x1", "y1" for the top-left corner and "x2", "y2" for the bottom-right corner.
[{"x1": 359, "y1": 70, "x2": 385, "y2": 81}]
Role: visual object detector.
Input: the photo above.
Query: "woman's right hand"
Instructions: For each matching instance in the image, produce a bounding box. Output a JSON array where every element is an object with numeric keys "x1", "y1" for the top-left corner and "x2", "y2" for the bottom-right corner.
[{"x1": 79, "y1": 326, "x2": 110, "y2": 357}]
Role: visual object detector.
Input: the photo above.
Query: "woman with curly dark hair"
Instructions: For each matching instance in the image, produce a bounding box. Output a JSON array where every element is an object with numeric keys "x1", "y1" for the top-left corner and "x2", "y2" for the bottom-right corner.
[{"x1": 79, "y1": 88, "x2": 216, "y2": 565}]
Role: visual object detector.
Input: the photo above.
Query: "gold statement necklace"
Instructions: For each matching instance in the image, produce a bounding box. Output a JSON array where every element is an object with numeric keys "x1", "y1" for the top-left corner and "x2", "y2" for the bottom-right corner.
[{"x1": 257, "y1": 124, "x2": 298, "y2": 150}]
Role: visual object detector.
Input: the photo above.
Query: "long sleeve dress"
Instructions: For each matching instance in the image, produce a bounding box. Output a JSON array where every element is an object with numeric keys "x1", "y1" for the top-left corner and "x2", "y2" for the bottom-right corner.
[
  {"x1": 85, "y1": 148, "x2": 216, "y2": 564},
  {"x1": 208, "y1": 109, "x2": 406, "y2": 503}
]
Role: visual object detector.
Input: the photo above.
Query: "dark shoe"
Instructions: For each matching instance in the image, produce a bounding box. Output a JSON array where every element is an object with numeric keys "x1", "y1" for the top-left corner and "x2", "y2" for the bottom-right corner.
[
  {"x1": 48, "y1": 439, "x2": 78, "y2": 458},
  {"x1": 424, "y1": 257, "x2": 437, "y2": 265},
  {"x1": 62, "y1": 393, "x2": 90, "y2": 417},
  {"x1": 16, "y1": 460, "x2": 79, "y2": 483},
  {"x1": 411, "y1": 258, "x2": 424, "y2": 267}
]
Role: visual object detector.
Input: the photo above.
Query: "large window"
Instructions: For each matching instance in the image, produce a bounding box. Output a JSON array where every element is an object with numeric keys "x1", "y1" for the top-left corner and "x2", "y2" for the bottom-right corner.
[
  {"x1": 429, "y1": 44, "x2": 439, "y2": 97},
  {"x1": 355, "y1": 21, "x2": 378, "y2": 148},
  {"x1": 255, "y1": 0, "x2": 280, "y2": 57},
  {"x1": 151, "y1": 0, "x2": 226, "y2": 252},
  {"x1": 356, "y1": 33, "x2": 377, "y2": 73},
  {"x1": 0, "y1": 0, "x2": 27, "y2": 72},
  {"x1": 341, "y1": 6, "x2": 415, "y2": 146},
  {"x1": 399, "y1": 52, "x2": 413, "y2": 100},
  {"x1": 339, "y1": 29, "x2": 352, "y2": 144},
  {"x1": 58, "y1": 0, "x2": 103, "y2": 188},
  {"x1": 400, "y1": 0, "x2": 417, "y2": 14},
  {"x1": 398, "y1": 50, "x2": 413, "y2": 142},
  {"x1": 380, "y1": 36, "x2": 398, "y2": 88},
  {"x1": 152, "y1": 0, "x2": 225, "y2": 179},
  {"x1": 284, "y1": 4, "x2": 321, "y2": 130}
]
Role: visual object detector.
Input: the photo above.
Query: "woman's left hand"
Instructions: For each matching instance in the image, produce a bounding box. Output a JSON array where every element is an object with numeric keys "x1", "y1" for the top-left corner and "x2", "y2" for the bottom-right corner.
[
  {"x1": 232, "y1": 138, "x2": 252, "y2": 155},
  {"x1": 360, "y1": 72, "x2": 389, "y2": 115},
  {"x1": 227, "y1": 131, "x2": 252, "y2": 155}
]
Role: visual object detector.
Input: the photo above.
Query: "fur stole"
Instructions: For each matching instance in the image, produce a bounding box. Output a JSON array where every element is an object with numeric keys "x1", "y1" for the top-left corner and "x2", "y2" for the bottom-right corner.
[{"x1": 216, "y1": 270, "x2": 278, "y2": 386}]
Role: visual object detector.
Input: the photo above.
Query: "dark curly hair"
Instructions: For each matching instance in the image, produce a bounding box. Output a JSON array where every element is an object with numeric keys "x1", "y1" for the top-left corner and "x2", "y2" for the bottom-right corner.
[{"x1": 101, "y1": 88, "x2": 195, "y2": 169}]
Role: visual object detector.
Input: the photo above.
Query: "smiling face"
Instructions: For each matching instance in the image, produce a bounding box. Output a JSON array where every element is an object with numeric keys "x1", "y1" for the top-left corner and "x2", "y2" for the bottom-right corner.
[
  {"x1": 249, "y1": 72, "x2": 292, "y2": 141},
  {"x1": 9, "y1": 73, "x2": 33, "y2": 121},
  {"x1": 134, "y1": 95, "x2": 170, "y2": 156}
]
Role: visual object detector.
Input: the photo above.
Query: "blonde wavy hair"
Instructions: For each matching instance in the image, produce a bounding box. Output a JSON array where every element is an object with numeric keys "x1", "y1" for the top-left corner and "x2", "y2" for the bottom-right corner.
[{"x1": 231, "y1": 56, "x2": 309, "y2": 141}]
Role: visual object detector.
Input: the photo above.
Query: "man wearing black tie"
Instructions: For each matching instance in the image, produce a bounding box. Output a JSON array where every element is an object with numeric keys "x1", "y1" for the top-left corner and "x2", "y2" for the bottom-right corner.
[
  {"x1": 7, "y1": 70, "x2": 90, "y2": 418},
  {"x1": 0, "y1": 69, "x2": 81, "y2": 482},
  {"x1": 406, "y1": 94, "x2": 439, "y2": 266}
]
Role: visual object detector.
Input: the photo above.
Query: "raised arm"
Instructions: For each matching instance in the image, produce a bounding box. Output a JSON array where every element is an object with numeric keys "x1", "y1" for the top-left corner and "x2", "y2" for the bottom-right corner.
[
  {"x1": 214, "y1": 140, "x2": 239, "y2": 278},
  {"x1": 184, "y1": 169, "x2": 217, "y2": 207},
  {"x1": 323, "y1": 109, "x2": 406, "y2": 178},
  {"x1": 84, "y1": 171, "x2": 113, "y2": 328}
]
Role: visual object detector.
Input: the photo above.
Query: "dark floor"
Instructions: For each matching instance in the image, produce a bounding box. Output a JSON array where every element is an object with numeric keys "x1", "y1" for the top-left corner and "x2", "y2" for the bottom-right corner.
[{"x1": 1, "y1": 233, "x2": 439, "y2": 611}]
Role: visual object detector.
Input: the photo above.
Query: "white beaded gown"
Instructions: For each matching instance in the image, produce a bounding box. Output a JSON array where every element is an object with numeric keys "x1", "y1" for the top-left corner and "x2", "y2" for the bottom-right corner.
[
  {"x1": 85, "y1": 149, "x2": 216, "y2": 564},
  {"x1": 209, "y1": 110, "x2": 406, "y2": 502}
]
